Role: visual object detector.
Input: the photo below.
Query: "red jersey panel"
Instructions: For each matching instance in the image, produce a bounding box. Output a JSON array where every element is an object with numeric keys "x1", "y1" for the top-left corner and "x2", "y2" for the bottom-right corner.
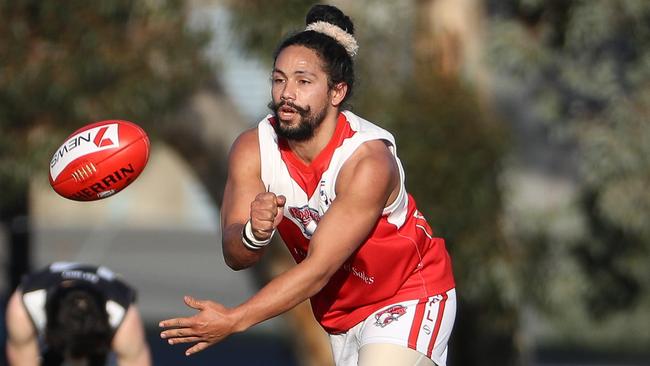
[{"x1": 258, "y1": 111, "x2": 455, "y2": 333}]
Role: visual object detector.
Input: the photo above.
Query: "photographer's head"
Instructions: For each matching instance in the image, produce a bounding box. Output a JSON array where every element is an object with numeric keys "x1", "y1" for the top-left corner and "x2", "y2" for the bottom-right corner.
[{"x1": 45, "y1": 282, "x2": 112, "y2": 364}]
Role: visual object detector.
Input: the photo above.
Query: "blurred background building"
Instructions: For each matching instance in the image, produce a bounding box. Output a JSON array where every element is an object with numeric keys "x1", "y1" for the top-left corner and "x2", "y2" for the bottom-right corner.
[{"x1": 2, "y1": 0, "x2": 650, "y2": 365}]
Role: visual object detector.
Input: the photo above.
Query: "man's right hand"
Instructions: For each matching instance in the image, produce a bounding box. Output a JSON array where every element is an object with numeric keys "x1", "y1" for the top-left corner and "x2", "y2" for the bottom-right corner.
[{"x1": 249, "y1": 192, "x2": 286, "y2": 241}]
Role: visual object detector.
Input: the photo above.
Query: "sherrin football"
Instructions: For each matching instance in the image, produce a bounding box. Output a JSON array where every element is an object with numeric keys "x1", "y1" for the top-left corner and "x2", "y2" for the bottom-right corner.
[{"x1": 49, "y1": 120, "x2": 150, "y2": 201}]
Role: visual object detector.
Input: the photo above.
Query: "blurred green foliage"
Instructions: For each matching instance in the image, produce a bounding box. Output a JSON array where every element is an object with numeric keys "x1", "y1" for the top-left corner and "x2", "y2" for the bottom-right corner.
[
  {"x1": 3, "y1": 0, "x2": 644, "y2": 362},
  {"x1": 0, "y1": 0, "x2": 213, "y2": 217},
  {"x1": 487, "y1": 0, "x2": 650, "y2": 352},
  {"x1": 372, "y1": 73, "x2": 516, "y2": 364},
  {"x1": 226, "y1": 0, "x2": 318, "y2": 63}
]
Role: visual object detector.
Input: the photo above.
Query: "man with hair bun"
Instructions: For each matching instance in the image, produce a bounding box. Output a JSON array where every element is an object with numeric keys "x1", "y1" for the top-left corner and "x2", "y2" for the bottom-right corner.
[{"x1": 160, "y1": 4, "x2": 456, "y2": 365}]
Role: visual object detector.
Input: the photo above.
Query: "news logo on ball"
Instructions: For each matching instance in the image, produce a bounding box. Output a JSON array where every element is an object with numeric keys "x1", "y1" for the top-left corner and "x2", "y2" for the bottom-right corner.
[{"x1": 49, "y1": 120, "x2": 150, "y2": 201}]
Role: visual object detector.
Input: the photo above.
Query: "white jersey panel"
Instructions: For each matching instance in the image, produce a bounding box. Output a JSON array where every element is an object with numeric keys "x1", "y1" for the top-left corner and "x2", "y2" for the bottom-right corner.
[
  {"x1": 258, "y1": 119, "x2": 313, "y2": 235},
  {"x1": 257, "y1": 111, "x2": 410, "y2": 238}
]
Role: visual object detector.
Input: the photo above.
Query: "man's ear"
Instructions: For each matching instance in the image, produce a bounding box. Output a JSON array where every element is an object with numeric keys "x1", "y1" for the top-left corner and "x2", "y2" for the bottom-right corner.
[{"x1": 330, "y1": 82, "x2": 348, "y2": 107}]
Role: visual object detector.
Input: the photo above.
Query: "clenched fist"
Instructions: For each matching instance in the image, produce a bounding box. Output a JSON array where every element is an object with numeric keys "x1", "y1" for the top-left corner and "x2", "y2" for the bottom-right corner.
[{"x1": 249, "y1": 191, "x2": 286, "y2": 241}]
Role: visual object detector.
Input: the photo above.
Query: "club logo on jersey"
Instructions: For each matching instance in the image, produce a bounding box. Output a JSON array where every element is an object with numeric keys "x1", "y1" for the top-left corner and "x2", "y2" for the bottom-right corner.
[
  {"x1": 318, "y1": 180, "x2": 332, "y2": 208},
  {"x1": 288, "y1": 205, "x2": 321, "y2": 236},
  {"x1": 374, "y1": 305, "x2": 407, "y2": 328}
]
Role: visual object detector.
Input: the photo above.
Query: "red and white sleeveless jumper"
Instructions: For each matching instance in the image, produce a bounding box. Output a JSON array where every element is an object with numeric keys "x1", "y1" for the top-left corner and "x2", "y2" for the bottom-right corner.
[{"x1": 258, "y1": 111, "x2": 455, "y2": 334}]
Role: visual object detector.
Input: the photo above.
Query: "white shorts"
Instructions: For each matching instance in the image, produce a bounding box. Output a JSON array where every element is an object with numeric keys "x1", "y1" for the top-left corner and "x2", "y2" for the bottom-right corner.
[{"x1": 329, "y1": 288, "x2": 456, "y2": 366}]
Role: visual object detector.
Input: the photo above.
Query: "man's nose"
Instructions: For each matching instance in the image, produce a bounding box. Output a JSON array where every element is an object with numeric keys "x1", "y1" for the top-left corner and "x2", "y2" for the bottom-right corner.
[{"x1": 281, "y1": 82, "x2": 296, "y2": 101}]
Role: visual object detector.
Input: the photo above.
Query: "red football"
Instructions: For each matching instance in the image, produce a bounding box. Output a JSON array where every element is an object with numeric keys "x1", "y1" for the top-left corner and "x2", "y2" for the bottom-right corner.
[{"x1": 49, "y1": 120, "x2": 150, "y2": 201}]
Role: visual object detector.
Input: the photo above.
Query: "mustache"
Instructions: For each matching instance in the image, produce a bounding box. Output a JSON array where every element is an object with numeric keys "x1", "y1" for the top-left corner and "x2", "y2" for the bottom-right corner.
[{"x1": 267, "y1": 100, "x2": 310, "y2": 116}]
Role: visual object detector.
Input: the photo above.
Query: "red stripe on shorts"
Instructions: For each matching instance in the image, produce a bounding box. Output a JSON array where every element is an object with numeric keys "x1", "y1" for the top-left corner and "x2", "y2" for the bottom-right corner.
[
  {"x1": 407, "y1": 298, "x2": 428, "y2": 350},
  {"x1": 426, "y1": 293, "x2": 448, "y2": 358}
]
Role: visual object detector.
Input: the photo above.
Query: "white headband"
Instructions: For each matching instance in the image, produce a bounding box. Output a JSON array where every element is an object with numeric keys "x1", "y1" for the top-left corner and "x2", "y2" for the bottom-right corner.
[{"x1": 305, "y1": 21, "x2": 358, "y2": 57}]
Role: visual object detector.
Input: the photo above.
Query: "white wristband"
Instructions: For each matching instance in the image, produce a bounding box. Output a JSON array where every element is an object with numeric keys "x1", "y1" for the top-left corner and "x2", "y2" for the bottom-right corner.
[{"x1": 241, "y1": 220, "x2": 274, "y2": 250}]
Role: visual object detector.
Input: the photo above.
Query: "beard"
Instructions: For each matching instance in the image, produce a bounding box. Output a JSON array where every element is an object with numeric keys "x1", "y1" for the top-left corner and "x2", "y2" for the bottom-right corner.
[{"x1": 267, "y1": 99, "x2": 327, "y2": 142}]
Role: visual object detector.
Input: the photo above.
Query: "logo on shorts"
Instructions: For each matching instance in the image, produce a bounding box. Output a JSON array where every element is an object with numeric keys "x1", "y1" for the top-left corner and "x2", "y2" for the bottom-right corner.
[
  {"x1": 374, "y1": 305, "x2": 407, "y2": 328},
  {"x1": 429, "y1": 294, "x2": 444, "y2": 305}
]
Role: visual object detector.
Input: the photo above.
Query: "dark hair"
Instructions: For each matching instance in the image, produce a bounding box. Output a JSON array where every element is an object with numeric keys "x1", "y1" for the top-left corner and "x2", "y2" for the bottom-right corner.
[
  {"x1": 44, "y1": 283, "x2": 112, "y2": 365},
  {"x1": 273, "y1": 4, "x2": 356, "y2": 105}
]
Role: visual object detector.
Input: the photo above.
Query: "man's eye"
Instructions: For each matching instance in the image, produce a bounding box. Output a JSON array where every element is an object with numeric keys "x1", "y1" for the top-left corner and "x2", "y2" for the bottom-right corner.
[{"x1": 299, "y1": 80, "x2": 311, "y2": 85}]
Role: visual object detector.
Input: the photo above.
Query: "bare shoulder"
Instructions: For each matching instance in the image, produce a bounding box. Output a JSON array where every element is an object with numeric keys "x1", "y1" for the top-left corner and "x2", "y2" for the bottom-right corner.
[
  {"x1": 112, "y1": 305, "x2": 152, "y2": 365},
  {"x1": 354, "y1": 139, "x2": 394, "y2": 161},
  {"x1": 229, "y1": 127, "x2": 259, "y2": 157},
  {"x1": 344, "y1": 139, "x2": 397, "y2": 177},
  {"x1": 6, "y1": 288, "x2": 23, "y2": 314},
  {"x1": 336, "y1": 139, "x2": 399, "y2": 199},
  {"x1": 6, "y1": 289, "x2": 27, "y2": 325},
  {"x1": 6, "y1": 289, "x2": 36, "y2": 342},
  {"x1": 6, "y1": 289, "x2": 40, "y2": 364},
  {"x1": 113, "y1": 305, "x2": 145, "y2": 346},
  {"x1": 227, "y1": 127, "x2": 261, "y2": 176}
]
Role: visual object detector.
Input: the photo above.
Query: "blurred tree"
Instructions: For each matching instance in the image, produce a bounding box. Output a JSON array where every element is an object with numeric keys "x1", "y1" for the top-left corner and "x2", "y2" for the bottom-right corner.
[
  {"x1": 0, "y1": 0, "x2": 213, "y2": 288},
  {"x1": 486, "y1": 0, "x2": 650, "y2": 355},
  {"x1": 0, "y1": 2, "x2": 313, "y2": 365},
  {"x1": 374, "y1": 74, "x2": 514, "y2": 365},
  {"x1": 226, "y1": 0, "x2": 317, "y2": 63},
  {"x1": 364, "y1": 1, "x2": 515, "y2": 364}
]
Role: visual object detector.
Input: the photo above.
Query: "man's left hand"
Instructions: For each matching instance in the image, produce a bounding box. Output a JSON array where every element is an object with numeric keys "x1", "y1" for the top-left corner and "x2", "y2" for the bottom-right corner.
[{"x1": 159, "y1": 296, "x2": 239, "y2": 356}]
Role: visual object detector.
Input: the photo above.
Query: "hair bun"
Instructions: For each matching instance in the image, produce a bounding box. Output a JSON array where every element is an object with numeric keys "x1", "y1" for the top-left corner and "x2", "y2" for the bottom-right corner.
[{"x1": 306, "y1": 4, "x2": 354, "y2": 35}]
